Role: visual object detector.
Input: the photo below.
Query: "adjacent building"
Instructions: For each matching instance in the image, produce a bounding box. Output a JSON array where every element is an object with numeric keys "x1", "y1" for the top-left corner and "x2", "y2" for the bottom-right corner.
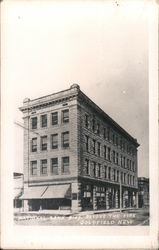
[
  {"x1": 13, "y1": 172, "x2": 23, "y2": 212},
  {"x1": 138, "y1": 177, "x2": 149, "y2": 208},
  {"x1": 20, "y1": 84, "x2": 139, "y2": 212}
]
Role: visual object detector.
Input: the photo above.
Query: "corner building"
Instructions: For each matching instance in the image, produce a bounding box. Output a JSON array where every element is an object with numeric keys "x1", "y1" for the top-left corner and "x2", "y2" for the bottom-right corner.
[{"x1": 20, "y1": 84, "x2": 139, "y2": 212}]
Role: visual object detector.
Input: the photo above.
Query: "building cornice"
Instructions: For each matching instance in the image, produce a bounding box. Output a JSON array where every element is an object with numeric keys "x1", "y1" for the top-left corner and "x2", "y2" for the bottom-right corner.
[
  {"x1": 78, "y1": 90, "x2": 140, "y2": 147},
  {"x1": 19, "y1": 84, "x2": 139, "y2": 147}
]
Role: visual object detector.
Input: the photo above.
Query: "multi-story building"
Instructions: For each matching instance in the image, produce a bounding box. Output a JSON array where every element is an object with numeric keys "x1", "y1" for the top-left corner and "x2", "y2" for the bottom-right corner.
[
  {"x1": 138, "y1": 177, "x2": 149, "y2": 208},
  {"x1": 20, "y1": 84, "x2": 139, "y2": 212}
]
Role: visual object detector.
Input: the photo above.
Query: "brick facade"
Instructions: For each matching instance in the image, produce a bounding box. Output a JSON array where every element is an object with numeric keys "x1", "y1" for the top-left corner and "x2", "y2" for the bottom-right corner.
[{"x1": 20, "y1": 84, "x2": 139, "y2": 212}]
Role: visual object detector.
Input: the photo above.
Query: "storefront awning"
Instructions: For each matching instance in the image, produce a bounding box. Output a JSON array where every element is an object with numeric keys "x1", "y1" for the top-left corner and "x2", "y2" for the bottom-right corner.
[
  {"x1": 42, "y1": 184, "x2": 71, "y2": 199},
  {"x1": 20, "y1": 186, "x2": 47, "y2": 199},
  {"x1": 20, "y1": 184, "x2": 71, "y2": 199}
]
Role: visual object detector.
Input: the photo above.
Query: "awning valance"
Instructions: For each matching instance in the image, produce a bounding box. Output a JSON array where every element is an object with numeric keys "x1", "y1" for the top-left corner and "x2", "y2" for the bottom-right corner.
[{"x1": 20, "y1": 184, "x2": 71, "y2": 199}]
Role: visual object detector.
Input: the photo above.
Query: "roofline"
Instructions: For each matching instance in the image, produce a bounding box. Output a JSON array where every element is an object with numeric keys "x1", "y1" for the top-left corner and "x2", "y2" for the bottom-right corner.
[
  {"x1": 19, "y1": 84, "x2": 139, "y2": 147},
  {"x1": 78, "y1": 90, "x2": 139, "y2": 147}
]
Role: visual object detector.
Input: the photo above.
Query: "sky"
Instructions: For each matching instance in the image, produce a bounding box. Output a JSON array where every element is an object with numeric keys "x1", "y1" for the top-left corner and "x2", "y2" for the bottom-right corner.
[{"x1": 2, "y1": 0, "x2": 150, "y2": 177}]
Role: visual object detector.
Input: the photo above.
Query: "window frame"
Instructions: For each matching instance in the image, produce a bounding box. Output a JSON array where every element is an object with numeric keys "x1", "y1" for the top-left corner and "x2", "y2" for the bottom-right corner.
[
  {"x1": 51, "y1": 112, "x2": 58, "y2": 126},
  {"x1": 41, "y1": 136, "x2": 47, "y2": 151},
  {"x1": 31, "y1": 137, "x2": 37, "y2": 152},
  {"x1": 62, "y1": 131, "x2": 69, "y2": 148},
  {"x1": 31, "y1": 117, "x2": 37, "y2": 129},
  {"x1": 40, "y1": 159, "x2": 47, "y2": 175},
  {"x1": 62, "y1": 156, "x2": 70, "y2": 174},
  {"x1": 62, "y1": 109, "x2": 69, "y2": 123},
  {"x1": 41, "y1": 114, "x2": 47, "y2": 128},
  {"x1": 51, "y1": 134, "x2": 58, "y2": 149},
  {"x1": 30, "y1": 160, "x2": 37, "y2": 176},
  {"x1": 51, "y1": 158, "x2": 58, "y2": 175}
]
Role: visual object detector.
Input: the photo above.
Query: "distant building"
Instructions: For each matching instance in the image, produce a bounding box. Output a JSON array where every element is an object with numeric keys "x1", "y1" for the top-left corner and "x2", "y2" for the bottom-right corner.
[
  {"x1": 19, "y1": 84, "x2": 139, "y2": 212},
  {"x1": 13, "y1": 172, "x2": 23, "y2": 211},
  {"x1": 138, "y1": 177, "x2": 149, "y2": 208}
]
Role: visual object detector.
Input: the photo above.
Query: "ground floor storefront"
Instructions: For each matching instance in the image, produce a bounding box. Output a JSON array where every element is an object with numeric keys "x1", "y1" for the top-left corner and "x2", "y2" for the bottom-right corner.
[{"x1": 20, "y1": 179, "x2": 138, "y2": 213}]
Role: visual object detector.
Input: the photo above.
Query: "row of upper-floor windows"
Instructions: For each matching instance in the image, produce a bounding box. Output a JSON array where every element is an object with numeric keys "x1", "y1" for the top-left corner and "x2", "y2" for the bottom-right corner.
[
  {"x1": 84, "y1": 114, "x2": 136, "y2": 156},
  {"x1": 84, "y1": 159, "x2": 136, "y2": 186},
  {"x1": 85, "y1": 135, "x2": 136, "y2": 172},
  {"x1": 30, "y1": 156, "x2": 70, "y2": 176},
  {"x1": 31, "y1": 131, "x2": 69, "y2": 152},
  {"x1": 31, "y1": 109, "x2": 69, "y2": 129}
]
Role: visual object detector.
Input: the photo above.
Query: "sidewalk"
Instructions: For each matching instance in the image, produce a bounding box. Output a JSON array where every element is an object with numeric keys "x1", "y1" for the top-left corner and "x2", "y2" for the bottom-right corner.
[{"x1": 14, "y1": 207, "x2": 139, "y2": 218}]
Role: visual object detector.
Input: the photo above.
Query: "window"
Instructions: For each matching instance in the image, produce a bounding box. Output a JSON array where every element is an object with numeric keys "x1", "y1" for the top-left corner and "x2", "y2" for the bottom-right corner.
[
  {"x1": 127, "y1": 159, "x2": 129, "y2": 169},
  {"x1": 112, "y1": 134, "x2": 115, "y2": 144},
  {"x1": 92, "y1": 139, "x2": 96, "y2": 154},
  {"x1": 97, "y1": 142, "x2": 100, "y2": 156},
  {"x1": 30, "y1": 161, "x2": 37, "y2": 176},
  {"x1": 51, "y1": 158, "x2": 58, "y2": 175},
  {"x1": 41, "y1": 114, "x2": 47, "y2": 127},
  {"x1": 62, "y1": 131, "x2": 69, "y2": 148},
  {"x1": 120, "y1": 138, "x2": 122, "y2": 149},
  {"x1": 40, "y1": 159, "x2": 47, "y2": 175},
  {"x1": 113, "y1": 169, "x2": 116, "y2": 181},
  {"x1": 85, "y1": 159, "x2": 90, "y2": 175},
  {"x1": 130, "y1": 175, "x2": 132, "y2": 185},
  {"x1": 116, "y1": 136, "x2": 118, "y2": 146},
  {"x1": 116, "y1": 153, "x2": 119, "y2": 165},
  {"x1": 41, "y1": 136, "x2": 47, "y2": 151},
  {"x1": 108, "y1": 147, "x2": 111, "y2": 161},
  {"x1": 133, "y1": 176, "x2": 135, "y2": 186},
  {"x1": 62, "y1": 109, "x2": 69, "y2": 123},
  {"x1": 31, "y1": 138, "x2": 37, "y2": 152},
  {"x1": 104, "y1": 145, "x2": 106, "y2": 159},
  {"x1": 85, "y1": 135, "x2": 89, "y2": 152},
  {"x1": 123, "y1": 141, "x2": 125, "y2": 151},
  {"x1": 117, "y1": 171, "x2": 119, "y2": 182},
  {"x1": 93, "y1": 162, "x2": 96, "y2": 177},
  {"x1": 113, "y1": 151, "x2": 115, "y2": 163},
  {"x1": 51, "y1": 134, "x2": 58, "y2": 149},
  {"x1": 31, "y1": 117, "x2": 37, "y2": 129},
  {"x1": 104, "y1": 128, "x2": 106, "y2": 139},
  {"x1": 123, "y1": 157, "x2": 126, "y2": 168},
  {"x1": 127, "y1": 174, "x2": 129, "y2": 185},
  {"x1": 121, "y1": 155, "x2": 123, "y2": 167},
  {"x1": 96, "y1": 123, "x2": 100, "y2": 135},
  {"x1": 62, "y1": 157, "x2": 69, "y2": 174},
  {"x1": 132, "y1": 162, "x2": 135, "y2": 172},
  {"x1": 107, "y1": 127, "x2": 110, "y2": 141},
  {"x1": 85, "y1": 114, "x2": 89, "y2": 128},
  {"x1": 98, "y1": 164, "x2": 101, "y2": 177},
  {"x1": 130, "y1": 160, "x2": 132, "y2": 170},
  {"x1": 108, "y1": 167, "x2": 111, "y2": 180},
  {"x1": 124, "y1": 173, "x2": 126, "y2": 184},
  {"x1": 51, "y1": 112, "x2": 58, "y2": 125},
  {"x1": 92, "y1": 118, "x2": 95, "y2": 132},
  {"x1": 104, "y1": 166, "x2": 107, "y2": 179},
  {"x1": 121, "y1": 172, "x2": 123, "y2": 183}
]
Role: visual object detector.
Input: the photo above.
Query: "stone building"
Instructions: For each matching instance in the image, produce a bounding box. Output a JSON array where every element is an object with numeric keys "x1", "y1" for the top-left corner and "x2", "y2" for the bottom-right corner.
[
  {"x1": 20, "y1": 84, "x2": 139, "y2": 212},
  {"x1": 138, "y1": 177, "x2": 149, "y2": 208}
]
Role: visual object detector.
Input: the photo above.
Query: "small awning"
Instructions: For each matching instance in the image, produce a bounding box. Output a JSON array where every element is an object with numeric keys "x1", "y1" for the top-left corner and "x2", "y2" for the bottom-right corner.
[
  {"x1": 20, "y1": 184, "x2": 71, "y2": 199},
  {"x1": 42, "y1": 184, "x2": 71, "y2": 199},
  {"x1": 20, "y1": 186, "x2": 47, "y2": 199}
]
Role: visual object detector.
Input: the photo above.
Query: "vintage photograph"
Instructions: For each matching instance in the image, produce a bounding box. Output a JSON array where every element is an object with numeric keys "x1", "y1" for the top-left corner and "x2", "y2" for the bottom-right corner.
[
  {"x1": 11, "y1": 1, "x2": 149, "y2": 227},
  {"x1": 1, "y1": 0, "x2": 158, "y2": 249}
]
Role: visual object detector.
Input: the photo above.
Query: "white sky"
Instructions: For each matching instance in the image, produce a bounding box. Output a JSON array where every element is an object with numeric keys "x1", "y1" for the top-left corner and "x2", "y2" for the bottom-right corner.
[{"x1": 2, "y1": 0, "x2": 150, "y2": 177}]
